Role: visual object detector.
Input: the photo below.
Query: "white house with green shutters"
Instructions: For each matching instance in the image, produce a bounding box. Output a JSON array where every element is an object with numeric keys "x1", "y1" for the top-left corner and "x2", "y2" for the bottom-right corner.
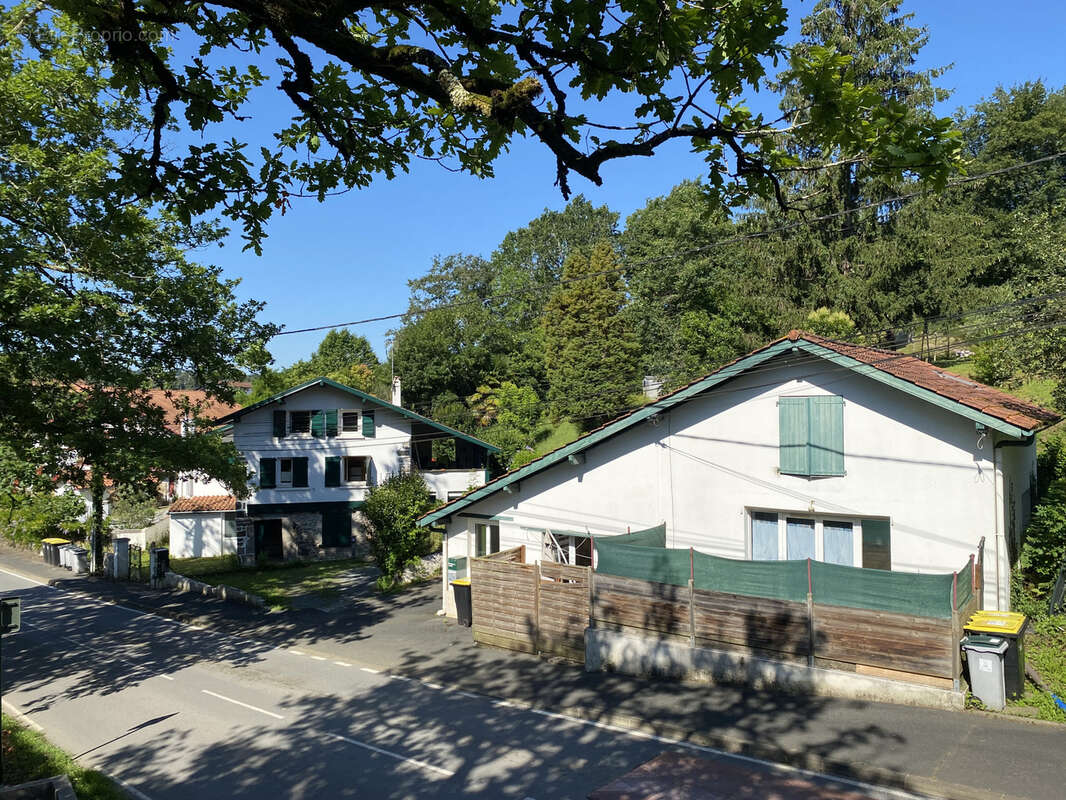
[
  {"x1": 421, "y1": 331, "x2": 1059, "y2": 617},
  {"x1": 167, "y1": 377, "x2": 498, "y2": 561}
]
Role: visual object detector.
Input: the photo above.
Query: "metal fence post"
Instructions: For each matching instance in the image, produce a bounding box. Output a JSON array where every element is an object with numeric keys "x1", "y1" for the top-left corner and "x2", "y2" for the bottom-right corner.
[
  {"x1": 689, "y1": 548, "x2": 696, "y2": 647},
  {"x1": 951, "y1": 571, "x2": 961, "y2": 691},
  {"x1": 806, "y1": 558, "x2": 815, "y2": 668}
]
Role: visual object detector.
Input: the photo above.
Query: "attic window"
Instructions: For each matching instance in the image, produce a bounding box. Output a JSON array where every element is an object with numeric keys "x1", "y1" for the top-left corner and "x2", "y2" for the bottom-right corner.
[
  {"x1": 290, "y1": 410, "x2": 311, "y2": 434},
  {"x1": 341, "y1": 410, "x2": 360, "y2": 433}
]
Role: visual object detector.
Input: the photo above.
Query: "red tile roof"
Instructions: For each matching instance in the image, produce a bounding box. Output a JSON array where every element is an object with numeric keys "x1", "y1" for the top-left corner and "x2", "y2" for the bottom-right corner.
[
  {"x1": 143, "y1": 390, "x2": 241, "y2": 434},
  {"x1": 169, "y1": 495, "x2": 236, "y2": 513},
  {"x1": 785, "y1": 330, "x2": 1060, "y2": 431}
]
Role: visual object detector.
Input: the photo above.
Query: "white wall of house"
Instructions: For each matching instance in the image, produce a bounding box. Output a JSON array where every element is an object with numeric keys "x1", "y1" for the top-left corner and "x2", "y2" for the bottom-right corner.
[
  {"x1": 169, "y1": 512, "x2": 237, "y2": 558},
  {"x1": 422, "y1": 469, "x2": 486, "y2": 502},
  {"x1": 440, "y1": 353, "x2": 1034, "y2": 616},
  {"x1": 174, "y1": 473, "x2": 231, "y2": 499},
  {"x1": 231, "y1": 386, "x2": 411, "y2": 505},
  {"x1": 57, "y1": 484, "x2": 112, "y2": 522}
]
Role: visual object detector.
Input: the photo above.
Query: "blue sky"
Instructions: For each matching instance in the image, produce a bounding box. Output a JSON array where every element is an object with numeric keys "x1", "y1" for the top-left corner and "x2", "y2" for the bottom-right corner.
[{"x1": 199, "y1": 1, "x2": 1066, "y2": 368}]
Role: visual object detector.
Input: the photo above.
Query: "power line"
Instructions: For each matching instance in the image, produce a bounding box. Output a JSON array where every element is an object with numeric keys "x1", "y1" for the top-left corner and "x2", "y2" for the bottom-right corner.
[
  {"x1": 398, "y1": 291, "x2": 1066, "y2": 418},
  {"x1": 272, "y1": 151, "x2": 1066, "y2": 338},
  {"x1": 406, "y1": 318, "x2": 1066, "y2": 448}
]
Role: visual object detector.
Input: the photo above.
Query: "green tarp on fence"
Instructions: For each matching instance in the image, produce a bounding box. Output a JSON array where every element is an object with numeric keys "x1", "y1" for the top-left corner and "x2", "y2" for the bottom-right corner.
[
  {"x1": 594, "y1": 539, "x2": 691, "y2": 586},
  {"x1": 810, "y1": 560, "x2": 954, "y2": 618},
  {"x1": 694, "y1": 551, "x2": 809, "y2": 602},
  {"x1": 594, "y1": 524, "x2": 959, "y2": 618}
]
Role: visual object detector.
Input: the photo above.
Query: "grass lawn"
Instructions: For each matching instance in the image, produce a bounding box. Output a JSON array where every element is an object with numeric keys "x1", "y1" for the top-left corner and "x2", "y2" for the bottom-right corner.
[
  {"x1": 1, "y1": 714, "x2": 126, "y2": 799},
  {"x1": 203, "y1": 558, "x2": 370, "y2": 610},
  {"x1": 1009, "y1": 614, "x2": 1066, "y2": 723},
  {"x1": 531, "y1": 419, "x2": 582, "y2": 458}
]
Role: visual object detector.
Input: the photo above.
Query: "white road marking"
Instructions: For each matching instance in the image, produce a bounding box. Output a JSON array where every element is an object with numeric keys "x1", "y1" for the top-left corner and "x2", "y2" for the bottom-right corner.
[
  {"x1": 0, "y1": 566, "x2": 49, "y2": 586},
  {"x1": 333, "y1": 661, "x2": 351, "y2": 667},
  {"x1": 201, "y1": 690, "x2": 284, "y2": 720},
  {"x1": 323, "y1": 732, "x2": 454, "y2": 777},
  {"x1": 310, "y1": 655, "x2": 328, "y2": 661},
  {"x1": 360, "y1": 667, "x2": 380, "y2": 674},
  {"x1": 390, "y1": 674, "x2": 412, "y2": 682},
  {"x1": 290, "y1": 649, "x2": 306, "y2": 656},
  {"x1": 160, "y1": 675, "x2": 175, "y2": 681}
]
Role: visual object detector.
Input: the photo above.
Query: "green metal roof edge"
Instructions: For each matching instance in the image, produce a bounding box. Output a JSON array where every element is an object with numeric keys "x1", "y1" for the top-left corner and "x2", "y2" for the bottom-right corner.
[
  {"x1": 212, "y1": 376, "x2": 500, "y2": 453},
  {"x1": 793, "y1": 340, "x2": 1033, "y2": 438},
  {"x1": 417, "y1": 341, "x2": 793, "y2": 526}
]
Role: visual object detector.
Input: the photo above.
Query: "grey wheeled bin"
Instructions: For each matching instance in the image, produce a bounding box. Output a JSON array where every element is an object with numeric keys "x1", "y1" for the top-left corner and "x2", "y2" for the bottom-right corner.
[{"x1": 961, "y1": 634, "x2": 1009, "y2": 710}]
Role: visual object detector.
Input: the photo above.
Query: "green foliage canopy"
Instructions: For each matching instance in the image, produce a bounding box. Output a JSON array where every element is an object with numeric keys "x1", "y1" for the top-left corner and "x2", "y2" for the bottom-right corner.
[{"x1": 43, "y1": 0, "x2": 961, "y2": 249}]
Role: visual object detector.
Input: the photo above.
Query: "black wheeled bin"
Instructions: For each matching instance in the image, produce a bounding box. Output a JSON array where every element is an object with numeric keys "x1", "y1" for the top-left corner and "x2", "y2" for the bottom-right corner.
[
  {"x1": 41, "y1": 537, "x2": 70, "y2": 566},
  {"x1": 451, "y1": 578, "x2": 472, "y2": 627},
  {"x1": 965, "y1": 611, "x2": 1028, "y2": 700}
]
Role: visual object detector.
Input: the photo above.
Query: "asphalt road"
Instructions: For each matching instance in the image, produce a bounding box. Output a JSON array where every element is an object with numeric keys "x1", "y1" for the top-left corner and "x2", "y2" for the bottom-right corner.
[{"x1": 0, "y1": 569, "x2": 938, "y2": 800}]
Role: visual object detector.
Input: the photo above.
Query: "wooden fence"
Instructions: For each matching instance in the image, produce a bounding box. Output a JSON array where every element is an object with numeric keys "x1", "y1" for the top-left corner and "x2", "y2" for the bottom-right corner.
[
  {"x1": 470, "y1": 540, "x2": 983, "y2": 690},
  {"x1": 592, "y1": 545, "x2": 984, "y2": 689},
  {"x1": 470, "y1": 547, "x2": 590, "y2": 661}
]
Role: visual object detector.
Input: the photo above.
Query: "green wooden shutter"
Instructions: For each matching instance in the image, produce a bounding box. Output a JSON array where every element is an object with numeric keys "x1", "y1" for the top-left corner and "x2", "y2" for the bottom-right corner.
[
  {"x1": 292, "y1": 457, "x2": 309, "y2": 488},
  {"x1": 272, "y1": 410, "x2": 287, "y2": 438},
  {"x1": 862, "y1": 518, "x2": 892, "y2": 570},
  {"x1": 362, "y1": 410, "x2": 375, "y2": 438},
  {"x1": 808, "y1": 396, "x2": 845, "y2": 476},
  {"x1": 310, "y1": 410, "x2": 325, "y2": 438},
  {"x1": 322, "y1": 509, "x2": 352, "y2": 547},
  {"x1": 259, "y1": 457, "x2": 277, "y2": 488},
  {"x1": 779, "y1": 397, "x2": 810, "y2": 475},
  {"x1": 325, "y1": 409, "x2": 338, "y2": 437},
  {"x1": 324, "y1": 456, "x2": 341, "y2": 487}
]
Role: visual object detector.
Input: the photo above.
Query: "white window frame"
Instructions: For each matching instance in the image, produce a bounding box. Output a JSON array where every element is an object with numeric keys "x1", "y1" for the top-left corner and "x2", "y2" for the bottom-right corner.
[
  {"x1": 339, "y1": 408, "x2": 362, "y2": 437},
  {"x1": 745, "y1": 508, "x2": 864, "y2": 567},
  {"x1": 343, "y1": 455, "x2": 369, "y2": 485},
  {"x1": 542, "y1": 531, "x2": 592, "y2": 566},
  {"x1": 469, "y1": 521, "x2": 500, "y2": 559},
  {"x1": 279, "y1": 457, "x2": 293, "y2": 488}
]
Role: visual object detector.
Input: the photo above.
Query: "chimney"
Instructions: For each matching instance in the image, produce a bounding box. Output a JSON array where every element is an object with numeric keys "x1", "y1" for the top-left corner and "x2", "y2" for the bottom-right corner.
[{"x1": 391, "y1": 376, "x2": 402, "y2": 407}]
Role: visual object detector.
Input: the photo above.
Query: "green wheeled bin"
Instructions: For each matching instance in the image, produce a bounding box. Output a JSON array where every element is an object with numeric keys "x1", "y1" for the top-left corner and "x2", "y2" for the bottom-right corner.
[{"x1": 451, "y1": 578, "x2": 472, "y2": 628}]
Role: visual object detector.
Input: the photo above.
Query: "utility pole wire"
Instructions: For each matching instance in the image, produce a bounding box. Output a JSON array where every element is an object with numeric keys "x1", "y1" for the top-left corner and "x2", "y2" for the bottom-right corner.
[{"x1": 273, "y1": 151, "x2": 1066, "y2": 338}]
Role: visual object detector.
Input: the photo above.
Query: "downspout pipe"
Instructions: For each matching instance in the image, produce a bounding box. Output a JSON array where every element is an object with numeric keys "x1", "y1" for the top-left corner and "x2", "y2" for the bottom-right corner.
[{"x1": 991, "y1": 433, "x2": 1036, "y2": 610}]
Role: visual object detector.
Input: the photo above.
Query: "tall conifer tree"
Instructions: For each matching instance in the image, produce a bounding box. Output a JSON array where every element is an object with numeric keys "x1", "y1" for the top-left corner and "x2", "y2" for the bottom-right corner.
[{"x1": 542, "y1": 242, "x2": 639, "y2": 427}]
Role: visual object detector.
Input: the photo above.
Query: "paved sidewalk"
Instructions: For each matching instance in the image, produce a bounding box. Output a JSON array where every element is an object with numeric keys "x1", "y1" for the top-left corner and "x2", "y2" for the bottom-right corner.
[{"x1": 3, "y1": 543, "x2": 1065, "y2": 800}]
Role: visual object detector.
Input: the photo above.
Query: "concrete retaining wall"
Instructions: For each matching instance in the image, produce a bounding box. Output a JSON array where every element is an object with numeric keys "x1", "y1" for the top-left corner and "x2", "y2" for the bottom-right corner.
[
  {"x1": 163, "y1": 571, "x2": 266, "y2": 609},
  {"x1": 586, "y1": 627, "x2": 964, "y2": 711}
]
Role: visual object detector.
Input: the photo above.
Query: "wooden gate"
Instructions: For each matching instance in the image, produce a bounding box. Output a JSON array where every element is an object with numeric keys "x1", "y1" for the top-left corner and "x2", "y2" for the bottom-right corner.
[{"x1": 470, "y1": 548, "x2": 590, "y2": 661}]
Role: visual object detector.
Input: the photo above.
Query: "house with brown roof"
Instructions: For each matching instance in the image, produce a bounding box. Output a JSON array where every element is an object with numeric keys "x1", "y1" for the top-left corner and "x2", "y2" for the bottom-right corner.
[{"x1": 422, "y1": 331, "x2": 1059, "y2": 617}]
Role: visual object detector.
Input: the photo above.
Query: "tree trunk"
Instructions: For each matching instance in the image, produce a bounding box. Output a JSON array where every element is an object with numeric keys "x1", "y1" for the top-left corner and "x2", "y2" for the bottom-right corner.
[{"x1": 90, "y1": 470, "x2": 106, "y2": 574}]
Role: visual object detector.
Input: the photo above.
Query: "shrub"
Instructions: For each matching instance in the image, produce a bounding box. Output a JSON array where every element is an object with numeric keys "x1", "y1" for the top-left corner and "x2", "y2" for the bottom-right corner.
[
  {"x1": 971, "y1": 339, "x2": 1018, "y2": 386},
  {"x1": 805, "y1": 307, "x2": 857, "y2": 340},
  {"x1": 361, "y1": 472, "x2": 438, "y2": 583},
  {"x1": 107, "y1": 491, "x2": 158, "y2": 529},
  {"x1": 1, "y1": 492, "x2": 85, "y2": 547},
  {"x1": 1019, "y1": 479, "x2": 1066, "y2": 595}
]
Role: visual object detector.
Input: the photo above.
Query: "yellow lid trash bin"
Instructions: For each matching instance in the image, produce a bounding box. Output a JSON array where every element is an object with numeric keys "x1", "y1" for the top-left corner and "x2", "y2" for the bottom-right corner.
[{"x1": 964, "y1": 611, "x2": 1028, "y2": 699}]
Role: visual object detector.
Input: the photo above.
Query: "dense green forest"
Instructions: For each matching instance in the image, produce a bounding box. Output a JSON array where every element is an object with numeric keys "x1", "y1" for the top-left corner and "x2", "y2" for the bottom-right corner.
[{"x1": 247, "y1": 2, "x2": 1066, "y2": 473}]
